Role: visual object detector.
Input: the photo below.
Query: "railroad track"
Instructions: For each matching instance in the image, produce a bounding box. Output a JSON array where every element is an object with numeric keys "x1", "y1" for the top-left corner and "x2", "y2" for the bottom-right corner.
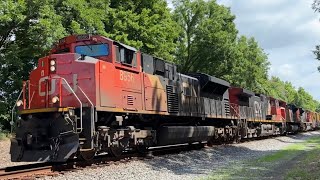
[
  {"x1": 0, "y1": 152, "x2": 143, "y2": 180},
  {"x1": 0, "y1": 143, "x2": 205, "y2": 180},
  {"x1": 0, "y1": 141, "x2": 259, "y2": 179},
  {"x1": 0, "y1": 163, "x2": 55, "y2": 179}
]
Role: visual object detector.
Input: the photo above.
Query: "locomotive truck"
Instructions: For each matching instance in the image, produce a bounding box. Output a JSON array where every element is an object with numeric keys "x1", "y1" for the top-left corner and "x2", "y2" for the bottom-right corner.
[{"x1": 10, "y1": 34, "x2": 319, "y2": 162}]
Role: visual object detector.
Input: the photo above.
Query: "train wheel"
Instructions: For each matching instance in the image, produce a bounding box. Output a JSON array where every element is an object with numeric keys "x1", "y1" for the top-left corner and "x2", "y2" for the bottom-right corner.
[
  {"x1": 79, "y1": 149, "x2": 96, "y2": 161},
  {"x1": 108, "y1": 147, "x2": 124, "y2": 157}
]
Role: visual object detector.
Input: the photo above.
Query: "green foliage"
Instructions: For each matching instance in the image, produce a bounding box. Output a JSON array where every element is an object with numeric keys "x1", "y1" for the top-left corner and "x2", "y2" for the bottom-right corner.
[
  {"x1": 295, "y1": 87, "x2": 318, "y2": 111},
  {"x1": 265, "y1": 77, "x2": 319, "y2": 111},
  {"x1": 313, "y1": 0, "x2": 320, "y2": 12},
  {"x1": 231, "y1": 36, "x2": 270, "y2": 93},
  {"x1": 313, "y1": 0, "x2": 320, "y2": 69},
  {"x1": 173, "y1": 0, "x2": 270, "y2": 94},
  {"x1": 173, "y1": 0, "x2": 238, "y2": 74},
  {"x1": 105, "y1": 0, "x2": 179, "y2": 61}
]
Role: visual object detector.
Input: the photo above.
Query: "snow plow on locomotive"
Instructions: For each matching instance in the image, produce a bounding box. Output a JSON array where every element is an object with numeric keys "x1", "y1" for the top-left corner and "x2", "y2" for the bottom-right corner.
[{"x1": 10, "y1": 34, "x2": 320, "y2": 162}]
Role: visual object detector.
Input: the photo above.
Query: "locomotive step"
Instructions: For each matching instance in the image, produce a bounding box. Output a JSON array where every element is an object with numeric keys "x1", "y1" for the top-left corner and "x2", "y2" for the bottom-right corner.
[{"x1": 79, "y1": 148, "x2": 95, "y2": 152}]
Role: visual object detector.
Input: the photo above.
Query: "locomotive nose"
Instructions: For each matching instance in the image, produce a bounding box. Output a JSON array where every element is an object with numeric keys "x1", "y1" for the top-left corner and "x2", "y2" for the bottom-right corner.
[{"x1": 10, "y1": 112, "x2": 79, "y2": 162}]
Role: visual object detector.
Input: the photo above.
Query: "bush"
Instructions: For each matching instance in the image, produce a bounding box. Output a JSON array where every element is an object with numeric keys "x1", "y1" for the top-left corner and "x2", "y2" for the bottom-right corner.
[
  {"x1": 0, "y1": 123, "x2": 10, "y2": 140},
  {"x1": 0, "y1": 132, "x2": 7, "y2": 140}
]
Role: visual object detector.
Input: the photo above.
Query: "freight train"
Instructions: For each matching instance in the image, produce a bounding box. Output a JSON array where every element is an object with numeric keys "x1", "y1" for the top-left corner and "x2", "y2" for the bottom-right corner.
[{"x1": 10, "y1": 34, "x2": 320, "y2": 162}]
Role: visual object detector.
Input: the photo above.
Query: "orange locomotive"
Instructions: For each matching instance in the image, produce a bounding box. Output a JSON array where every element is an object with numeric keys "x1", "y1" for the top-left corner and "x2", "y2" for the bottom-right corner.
[{"x1": 10, "y1": 34, "x2": 318, "y2": 162}]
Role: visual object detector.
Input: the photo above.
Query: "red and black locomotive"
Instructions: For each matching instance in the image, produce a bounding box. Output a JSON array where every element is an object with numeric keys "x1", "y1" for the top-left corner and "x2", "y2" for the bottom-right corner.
[{"x1": 10, "y1": 34, "x2": 319, "y2": 162}]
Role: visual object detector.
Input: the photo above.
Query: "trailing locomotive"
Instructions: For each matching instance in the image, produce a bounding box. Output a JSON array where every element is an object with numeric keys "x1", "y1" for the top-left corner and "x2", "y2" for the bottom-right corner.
[{"x1": 10, "y1": 34, "x2": 320, "y2": 162}]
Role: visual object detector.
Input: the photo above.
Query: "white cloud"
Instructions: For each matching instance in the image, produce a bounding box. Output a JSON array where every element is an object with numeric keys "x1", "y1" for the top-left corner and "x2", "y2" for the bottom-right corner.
[
  {"x1": 280, "y1": 64, "x2": 294, "y2": 76},
  {"x1": 296, "y1": 18, "x2": 320, "y2": 35}
]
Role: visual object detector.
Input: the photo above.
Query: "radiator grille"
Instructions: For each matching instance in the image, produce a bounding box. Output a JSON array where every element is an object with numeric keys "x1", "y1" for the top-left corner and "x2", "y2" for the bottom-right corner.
[
  {"x1": 166, "y1": 86, "x2": 179, "y2": 113},
  {"x1": 127, "y1": 95, "x2": 134, "y2": 106},
  {"x1": 224, "y1": 99, "x2": 230, "y2": 116}
]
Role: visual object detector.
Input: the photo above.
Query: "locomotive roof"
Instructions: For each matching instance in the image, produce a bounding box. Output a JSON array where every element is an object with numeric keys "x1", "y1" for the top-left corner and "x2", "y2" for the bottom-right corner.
[
  {"x1": 179, "y1": 73, "x2": 198, "y2": 81},
  {"x1": 187, "y1": 73, "x2": 230, "y2": 88},
  {"x1": 230, "y1": 87, "x2": 255, "y2": 97},
  {"x1": 269, "y1": 96, "x2": 286, "y2": 103},
  {"x1": 55, "y1": 34, "x2": 138, "y2": 52},
  {"x1": 114, "y1": 41, "x2": 137, "y2": 52}
]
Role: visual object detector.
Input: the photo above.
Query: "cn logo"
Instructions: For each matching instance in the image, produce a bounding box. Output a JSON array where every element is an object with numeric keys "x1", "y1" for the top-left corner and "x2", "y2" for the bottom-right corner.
[
  {"x1": 38, "y1": 74, "x2": 78, "y2": 96},
  {"x1": 254, "y1": 101, "x2": 262, "y2": 116}
]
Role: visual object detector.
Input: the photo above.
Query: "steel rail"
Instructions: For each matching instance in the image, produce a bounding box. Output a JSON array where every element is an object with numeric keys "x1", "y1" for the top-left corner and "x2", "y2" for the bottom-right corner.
[{"x1": 0, "y1": 164, "x2": 53, "y2": 179}]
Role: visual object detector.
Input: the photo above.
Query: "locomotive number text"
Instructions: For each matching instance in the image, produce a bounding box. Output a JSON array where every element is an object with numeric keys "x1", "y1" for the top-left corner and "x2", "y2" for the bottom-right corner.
[{"x1": 120, "y1": 70, "x2": 134, "y2": 82}]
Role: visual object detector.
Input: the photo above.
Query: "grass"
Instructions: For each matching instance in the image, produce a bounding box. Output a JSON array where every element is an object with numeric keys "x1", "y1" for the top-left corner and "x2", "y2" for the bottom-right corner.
[
  {"x1": 257, "y1": 144, "x2": 306, "y2": 162},
  {"x1": 204, "y1": 136, "x2": 320, "y2": 180},
  {"x1": 285, "y1": 138, "x2": 320, "y2": 180}
]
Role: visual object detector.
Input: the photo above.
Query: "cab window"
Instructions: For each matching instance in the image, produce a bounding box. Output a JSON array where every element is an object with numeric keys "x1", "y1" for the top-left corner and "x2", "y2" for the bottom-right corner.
[
  {"x1": 115, "y1": 46, "x2": 137, "y2": 67},
  {"x1": 75, "y1": 44, "x2": 109, "y2": 57}
]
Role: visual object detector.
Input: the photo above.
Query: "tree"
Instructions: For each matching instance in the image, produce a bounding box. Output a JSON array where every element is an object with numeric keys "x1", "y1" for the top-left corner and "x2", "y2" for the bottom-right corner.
[
  {"x1": 313, "y1": 0, "x2": 320, "y2": 12},
  {"x1": 284, "y1": 81, "x2": 298, "y2": 104},
  {"x1": 313, "y1": 0, "x2": 320, "y2": 67},
  {"x1": 173, "y1": 0, "x2": 238, "y2": 74},
  {"x1": 294, "y1": 87, "x2": 317, "y2": 111},
  {"x1": 0, "y1": 0, "x2": 34, "y2": 129},
  {"x1": 173, "y1": 0, "x2": 270, "y2": 94},
  {"x1": 105, "y1": 0, "x2": 179, "y2": 61},
  {"x1": 266, "y1": 76, "x2": 287, "y2": 101},
  {"x1": 265, "y1": 77, "x2": 319, "y2": 111},
  {"x1": 231, "y1": 36, "x2": 269, "y2": 93}
]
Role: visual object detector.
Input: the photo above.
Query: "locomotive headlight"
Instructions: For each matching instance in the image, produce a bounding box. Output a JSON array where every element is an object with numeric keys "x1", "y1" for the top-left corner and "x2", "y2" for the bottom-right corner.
[
  {"x1": 16, "y1": 100, "x2": 23, "y2": 107},
  {"x1": 50, "y1": 66, "x2": 56, "y2": 72},
  {"x1": 52, "y1": 96, "x2": 59, "y2": 103},
  {"x1": 50, "y1": 60, "x2": 56, "y2": 66}
]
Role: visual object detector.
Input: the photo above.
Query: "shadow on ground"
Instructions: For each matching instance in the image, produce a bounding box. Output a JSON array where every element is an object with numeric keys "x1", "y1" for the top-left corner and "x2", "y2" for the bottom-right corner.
[{"x1": 144, "y1": 131, "x2": 320, "y2": 180}]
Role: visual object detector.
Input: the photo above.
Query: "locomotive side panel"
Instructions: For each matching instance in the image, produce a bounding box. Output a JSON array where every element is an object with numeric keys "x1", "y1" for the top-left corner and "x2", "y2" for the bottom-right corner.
[
  {"x1": 99, "y1": 61, "x2": 116, "y2": 107},
  {"x1": 99, "y1": 44, "x2": 143, "y2": 111},
  {"x1": 143, "y1": 74, "x2": 167, "y2": 112},
  {"x1": 141, "y1": 54, "x2": 181, "y2": 115}
]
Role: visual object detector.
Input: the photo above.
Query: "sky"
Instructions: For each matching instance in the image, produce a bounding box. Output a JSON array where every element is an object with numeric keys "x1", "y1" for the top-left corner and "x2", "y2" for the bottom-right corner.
[{"x1": 167, "y1": 0, "x2": 320, "y2": 100}]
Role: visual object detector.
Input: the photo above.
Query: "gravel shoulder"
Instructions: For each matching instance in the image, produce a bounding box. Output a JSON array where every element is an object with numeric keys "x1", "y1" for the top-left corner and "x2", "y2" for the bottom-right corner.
[
  {"x1": 0, "y1": 138, "x2": 36, "y2": 168},
  {"x1": 39, "y1": 131, "x2": 320, "y2": 180},
  {"x1": 206, "y1": 133, "x2": 320, "y2": 180}
]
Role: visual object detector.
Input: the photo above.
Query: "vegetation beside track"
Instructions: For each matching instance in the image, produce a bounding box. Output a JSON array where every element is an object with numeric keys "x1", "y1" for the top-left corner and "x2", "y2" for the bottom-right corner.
[
  {"x1": 284, "y1": 137, "x2": 320, "y2": 180},
  {"x1": 203, "y1": 135, "x2": 320, "y2": 180},
  {"x1": 0, "y1": 131, "x2": 10, "y2": 141}
]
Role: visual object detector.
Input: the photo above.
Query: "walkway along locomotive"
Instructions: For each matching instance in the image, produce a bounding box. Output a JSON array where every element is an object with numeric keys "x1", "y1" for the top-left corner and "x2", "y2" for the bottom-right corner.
[{"x1": 10, "y1": 34, "x2": 320, "y2": 162}]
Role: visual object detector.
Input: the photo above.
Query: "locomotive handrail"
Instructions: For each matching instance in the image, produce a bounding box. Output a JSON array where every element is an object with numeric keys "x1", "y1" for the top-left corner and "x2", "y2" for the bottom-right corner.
[
  {"x1": 77, "y1": 86, "x2": 95, "y2": 137},
  {"x1": 51, "y1": 77, "x2": 83, "y2": 134},
  {"x1": 10, "y1": 89, "x2": 24, "y2": 133},
  {"x1": 229, "y1": 103, "x2": 240, "y2": 119}
]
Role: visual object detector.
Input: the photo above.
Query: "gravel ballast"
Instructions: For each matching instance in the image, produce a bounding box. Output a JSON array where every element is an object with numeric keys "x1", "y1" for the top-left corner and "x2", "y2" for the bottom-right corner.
[
  {"x1": 0, "y1": 139, "x2": 36, "y2": 168},
  {"x1": 41, "y1": 131, "x2": 320, "y2": 180}
]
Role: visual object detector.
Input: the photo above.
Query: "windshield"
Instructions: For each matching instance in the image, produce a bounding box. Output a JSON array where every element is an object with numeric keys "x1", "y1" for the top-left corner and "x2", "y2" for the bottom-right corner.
[{"x1": 75, "y1": 44, "x2": 109, "y2": 57}]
